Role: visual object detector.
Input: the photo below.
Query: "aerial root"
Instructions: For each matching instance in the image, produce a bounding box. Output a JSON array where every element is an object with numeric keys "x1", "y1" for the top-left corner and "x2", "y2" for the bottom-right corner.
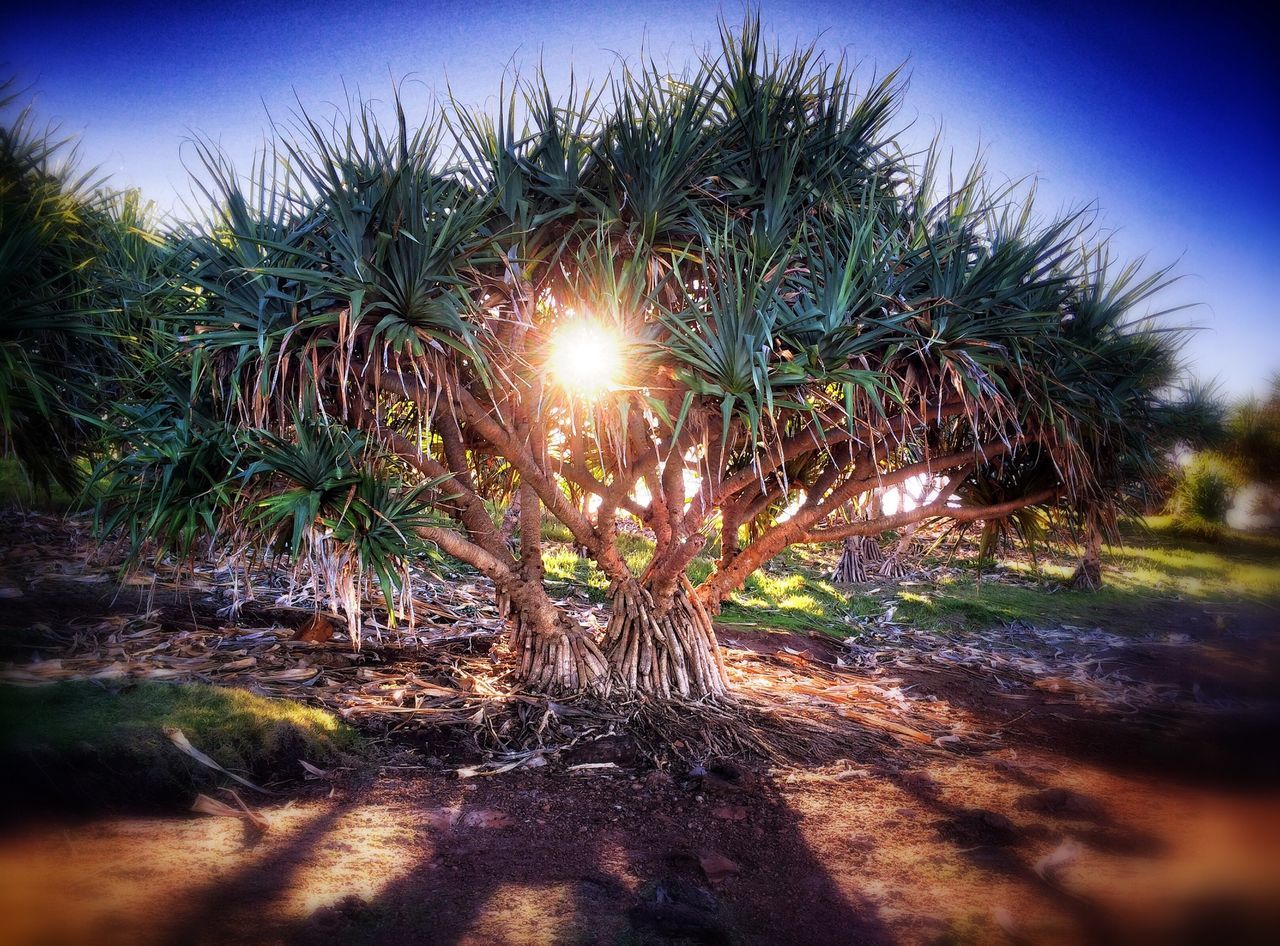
[{"x1": 604, "y1": 577, "x2": 729, "y2": 698}]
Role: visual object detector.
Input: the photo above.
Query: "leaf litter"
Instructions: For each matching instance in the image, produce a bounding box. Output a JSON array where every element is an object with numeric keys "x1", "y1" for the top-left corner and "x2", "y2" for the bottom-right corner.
[{"x1": 0, "y1": 511, "x2": 1228, "y2": 769}]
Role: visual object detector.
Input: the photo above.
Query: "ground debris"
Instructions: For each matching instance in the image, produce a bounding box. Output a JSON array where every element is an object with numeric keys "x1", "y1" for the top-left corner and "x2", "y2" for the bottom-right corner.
[
  {"x1": 723, "y1": 639, "x2": 976, "y2": 751},
  {"x1": 461, "y1": 808, "x2": 513, "y2": 829},
  {"x1": 1034, "y1": 837, "x2": 1084, "y2": 882},
  {"x1": 0, "y1": 510, "x2": 1238, "y2": 771},
  {"x1": 834, "y1": 615, "x2": 1215, "y2": 716},
  {"x1": 190, "y1": 789, "x2": 271, "y2": 833}
]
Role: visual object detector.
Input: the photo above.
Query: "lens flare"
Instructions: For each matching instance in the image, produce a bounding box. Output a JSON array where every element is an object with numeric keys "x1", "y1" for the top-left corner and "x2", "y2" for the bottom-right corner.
[{"x1": 547, "y1": 319, "x2": 623, "y2": 397}]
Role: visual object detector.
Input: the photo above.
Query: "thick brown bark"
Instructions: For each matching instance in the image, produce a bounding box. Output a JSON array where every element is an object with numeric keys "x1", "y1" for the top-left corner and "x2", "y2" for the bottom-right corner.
[
  {"x1": 503, "y1": 578, "x2": 609, "y2": 693},
  {"x1": 1070, "y1": 514, "x2": 1103, "y2": 591},
  {"x1": 697, "y1": 517, "x2": 805, "y2": 612},
  {"x1": 603, "y1": 576, "x2": 729, "y2": 698}
]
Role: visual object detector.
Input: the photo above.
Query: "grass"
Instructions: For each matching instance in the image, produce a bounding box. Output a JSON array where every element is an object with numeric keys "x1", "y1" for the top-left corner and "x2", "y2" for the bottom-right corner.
[
  {"x1": 717, "y1": 554, "x2": 884, "y2": 633},
  {"x1": 842, "y1": 518, "x2": 1279, "y2": 634},
  {"x1": 538, "y1": 514, "x2": 1279, "y2": 638},
  {"x1": 0, "y1": 680, "x2": 361, "y2": 809},
  {"x1": 542, "y1": 531, "x2": 657, "y2": 599},
  {"x1": 890, "y1": 581, "x2": 1080, "y2": 630},
  {"x1": 0, "y1": 456, "x2": 80, "y2": 512},
  {"x1": 540, "y1": 530, "x2": 875, "y2": 631},
  {"x1": 1104, "y1": 516, "x2": 1280, "y2": 599}
]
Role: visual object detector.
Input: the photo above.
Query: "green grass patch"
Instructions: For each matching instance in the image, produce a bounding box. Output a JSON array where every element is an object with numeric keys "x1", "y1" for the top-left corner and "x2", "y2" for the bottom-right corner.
[
  {"x1": 892, "y1": 581, "x2": 1071, "y2": 631},
  {"x1": 0, "y1": 457, "x2": 80, "y2": 512},
  {"x1": 0, "y1": 681, "x2": 361, "y2": 810},
  {"x1": 541, "y1": 535, "x2": 868, "y2": 633},
  {"x1": 529, "y1": 515, "x2": 1279, "y2": 639},
  {"x1": 880, "y1": 518, "x2": 1280, "y2": 633},
  {"x1": 1105, "y1": 517, "x2": 1280, "y2": 600},
  {"x1": 718, "y1": 560, "x2": 876, "y2": 634}
]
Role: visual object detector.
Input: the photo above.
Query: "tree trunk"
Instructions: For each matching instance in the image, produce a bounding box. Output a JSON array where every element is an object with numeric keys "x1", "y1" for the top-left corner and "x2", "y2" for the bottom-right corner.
[
  {"x1": 603, "y1": 576, "x2": 729, "y2": 698},
  {"x1": 977, "y1": 519, "x2": 1000, "y2": 562},
  {"x1": 502, "y1": 579, "x2": 608, "y2": 693},
  {"x1": 500, "y1": 493, "x2": 521, "y2": 547},
  {"x1": 831, "y1": 536, "x2": 866, "y2": 583},
  {"x1": 1070, "y1": 514, "x2": 1103, "y2": 590},
  {"x1": 831, "y1": 535, "x2": 886, "y2": 583}
]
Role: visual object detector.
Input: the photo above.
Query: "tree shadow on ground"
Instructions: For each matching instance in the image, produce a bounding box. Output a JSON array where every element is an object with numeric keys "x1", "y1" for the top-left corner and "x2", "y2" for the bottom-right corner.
[
  {"x1": 152, "y1": 794, "x2": 356, "y2": 946},
  {"x1": 879, "y1": 760, "x2": 1121, "y2": 946},
  {"x1": 257, "y1": 766, "x2": 897, "y2": 946},
  {"x1": 129, "y1": 762, "x2": 895, "y2": 945}
]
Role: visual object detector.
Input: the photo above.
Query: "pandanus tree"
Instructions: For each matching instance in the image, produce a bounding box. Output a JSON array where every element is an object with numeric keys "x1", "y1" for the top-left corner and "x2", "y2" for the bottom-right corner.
[
  {"x1": 942, "y1": 252, "x2": 1194, "y2": 586},
  {"x1": 95, "y1": 19, "x2": 1191, "y2": 697},
  {"x1": 1, "y1": 83, "x2": 115, "y2": 489},
  {"x1": 944, "y1": 253, "x2": 1208, "y2": 588},
  {"x1": 1, "y1": 80, "x2": 174, "y2": 492}
]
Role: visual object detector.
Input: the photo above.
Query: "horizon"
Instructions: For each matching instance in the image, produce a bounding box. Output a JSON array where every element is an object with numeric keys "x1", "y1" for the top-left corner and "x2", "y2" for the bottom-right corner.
[{"x1": 4, "y1": 0, "x2": 1276, "y2": 398}]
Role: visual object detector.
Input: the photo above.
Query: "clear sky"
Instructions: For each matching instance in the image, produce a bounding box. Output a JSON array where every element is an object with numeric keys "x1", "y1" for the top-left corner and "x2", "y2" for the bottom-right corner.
[{"x1": 4, "y1": 0, "x2": 1277, "y2": 397}]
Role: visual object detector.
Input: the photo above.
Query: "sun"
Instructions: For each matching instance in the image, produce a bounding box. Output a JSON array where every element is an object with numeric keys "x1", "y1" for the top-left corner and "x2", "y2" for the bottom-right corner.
[{"x1": 547, "y1": 319, "x2": 623, "y2": 397}]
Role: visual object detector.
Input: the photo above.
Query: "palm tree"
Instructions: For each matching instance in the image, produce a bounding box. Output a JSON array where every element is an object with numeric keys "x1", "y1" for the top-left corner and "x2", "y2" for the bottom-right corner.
[{"x1": 90, "y1": 16, "x2": 1191, "y2": 697}]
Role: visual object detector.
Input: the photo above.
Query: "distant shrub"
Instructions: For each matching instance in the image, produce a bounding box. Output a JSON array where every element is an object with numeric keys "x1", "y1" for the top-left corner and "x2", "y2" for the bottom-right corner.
[
  {"x1": 1172, "y1": 453, "x2": 1239, "y2": 527},
  {"x1": 0, "y1": 457, "x2": 79, "y2": 511}
]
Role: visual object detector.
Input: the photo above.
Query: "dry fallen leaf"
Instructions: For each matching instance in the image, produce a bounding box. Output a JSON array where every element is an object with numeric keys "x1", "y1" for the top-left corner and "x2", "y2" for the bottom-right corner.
[
  {"x1": 191, "y1": 792, "x2": 270, "y2": 833},
  {"x1": 164, "y1": 727, "x2": 273, "y2": 795},
  {"x1": 423, "y1": 806, "x2": 462, "y2": 830},
  {"x1": 299, "y1": 760, "x2": 333, "y2": 780}
]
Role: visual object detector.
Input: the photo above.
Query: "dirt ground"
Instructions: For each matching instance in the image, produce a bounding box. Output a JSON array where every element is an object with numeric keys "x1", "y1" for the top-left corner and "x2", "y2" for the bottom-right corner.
[{"x1": 1, "y1": 519, "x2": 1279, "y2": 945}]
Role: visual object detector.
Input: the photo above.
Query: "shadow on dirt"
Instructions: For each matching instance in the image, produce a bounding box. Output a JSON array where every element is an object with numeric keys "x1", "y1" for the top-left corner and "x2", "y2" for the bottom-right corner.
[{"x1": 139, "y1": 769, "x2": 895, "y2": 946}]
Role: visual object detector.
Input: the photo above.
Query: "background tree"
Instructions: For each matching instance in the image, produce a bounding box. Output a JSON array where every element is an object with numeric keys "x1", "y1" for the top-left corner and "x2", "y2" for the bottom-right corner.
[
  {"x1": 1, "y1": 83, "x2": 111, "y2": 490},
  {"x1": 1224, "y1": 376, "x2": 1280, "y2": 485},
  {"x1": 1160, "y1": 376, "x2": 1275, "y2": 538},
  {"x1": 1, "y1": 81, "x2": 173, "y2": 494}
]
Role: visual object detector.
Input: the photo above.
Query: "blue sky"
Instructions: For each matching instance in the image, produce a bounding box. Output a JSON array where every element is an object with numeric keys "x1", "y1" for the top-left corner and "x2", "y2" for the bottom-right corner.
[{"x1": 4, "y1": 0, "x2": 1277, "y2": 397}]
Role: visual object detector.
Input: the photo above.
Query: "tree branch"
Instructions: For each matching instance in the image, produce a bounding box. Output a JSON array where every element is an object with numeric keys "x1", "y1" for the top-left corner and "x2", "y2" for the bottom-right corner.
[{"x1": 800, "y1": 487, "x2": 1060, "y2": 543}]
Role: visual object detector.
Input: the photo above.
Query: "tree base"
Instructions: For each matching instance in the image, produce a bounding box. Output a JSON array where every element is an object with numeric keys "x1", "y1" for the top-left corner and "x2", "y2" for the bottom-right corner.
[
  {"x1": 1070, "y1": 516, "x2": 1104, "y2": 591},
  {"x1": 1069, "y1": 561, "x2": 1102, "y2": 591},
  {"x1": 831, "y1": 536, "x2": 886, "y2": 583},
  {"x1": 877, "y1": 554, "x2": 910, "y2": 579},
  {"x1": 508, "y1": 611, "x2": 609, "y2": 694},
  {"x1": 831, "y1": 537, "x2": 861, "y2": 583},
  {"x1": 604, "y1": 578, "x2": 729, "y2": 698}
]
